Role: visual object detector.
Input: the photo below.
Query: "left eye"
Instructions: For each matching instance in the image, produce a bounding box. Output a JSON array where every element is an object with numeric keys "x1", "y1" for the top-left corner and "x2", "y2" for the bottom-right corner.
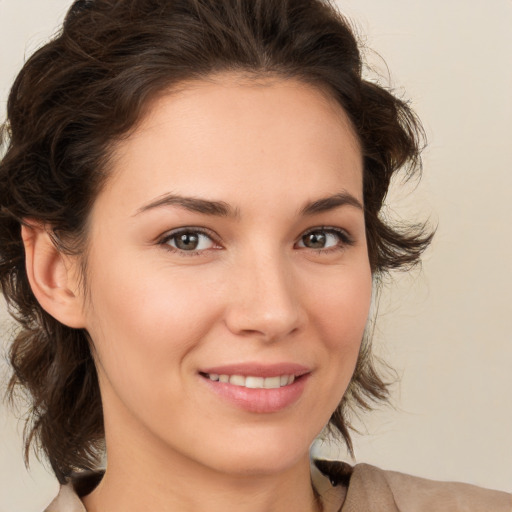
[
  {"x1": 163, "y1": 230, "x2": 215, "y2": 251},
  {"x1": 297, "y1": 229, "x2": 347, "y2": 250}
]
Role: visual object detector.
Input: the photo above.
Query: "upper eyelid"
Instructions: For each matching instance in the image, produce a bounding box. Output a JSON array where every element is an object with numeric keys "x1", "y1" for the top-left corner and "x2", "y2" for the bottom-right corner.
[
  {"x1": 158, "y1": 225, "x2": 350, "y2": 236},
  {"x1": 298, "y1": 226, "x2": 354, "y2": 242},
  {"x1": 300, "y1": 226, "x2": 351, "y2": 236},
  {"x1": 159, "y1": 226, "x2": 218, "y2": 242}
]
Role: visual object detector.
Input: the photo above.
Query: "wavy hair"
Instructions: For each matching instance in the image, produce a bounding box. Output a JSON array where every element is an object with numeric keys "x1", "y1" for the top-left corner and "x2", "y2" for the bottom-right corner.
[{"x1": 0, "y1": 0, "x2": 433, "y2": 482}]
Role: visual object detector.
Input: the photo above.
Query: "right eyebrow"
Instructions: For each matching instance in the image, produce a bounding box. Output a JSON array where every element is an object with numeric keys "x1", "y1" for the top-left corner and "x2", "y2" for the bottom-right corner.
[{"x1": 133, "y1": 192, "x2": 240, "y2": 218}]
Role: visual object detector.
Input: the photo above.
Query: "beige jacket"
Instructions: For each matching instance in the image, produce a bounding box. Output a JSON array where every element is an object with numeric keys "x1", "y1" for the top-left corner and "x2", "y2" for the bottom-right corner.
[{"x1": 44, "y1": 460, "x2": 512, "y2": 512}]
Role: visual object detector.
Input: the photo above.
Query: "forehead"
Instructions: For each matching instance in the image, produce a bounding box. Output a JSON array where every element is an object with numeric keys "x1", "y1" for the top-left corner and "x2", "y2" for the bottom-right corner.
[{"x1": 100, "y1": 74, "x2": 363, "y2": 214}]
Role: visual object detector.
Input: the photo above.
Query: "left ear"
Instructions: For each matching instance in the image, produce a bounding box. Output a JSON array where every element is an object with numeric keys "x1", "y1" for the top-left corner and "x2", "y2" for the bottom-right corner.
[{"x1": 21, "y1": 221, "x2": 87, "y2": 328}]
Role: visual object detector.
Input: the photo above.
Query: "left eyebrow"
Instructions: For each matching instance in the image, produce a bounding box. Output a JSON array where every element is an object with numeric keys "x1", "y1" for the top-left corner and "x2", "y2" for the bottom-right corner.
[{"x1": 299, "y1": 191, "x2": 363, "y2": 216}]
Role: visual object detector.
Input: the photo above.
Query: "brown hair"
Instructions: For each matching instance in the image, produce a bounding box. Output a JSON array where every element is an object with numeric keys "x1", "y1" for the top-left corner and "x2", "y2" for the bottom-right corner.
[{"x1": 0, "y1": 0, "x2": 432, "y2": 483}]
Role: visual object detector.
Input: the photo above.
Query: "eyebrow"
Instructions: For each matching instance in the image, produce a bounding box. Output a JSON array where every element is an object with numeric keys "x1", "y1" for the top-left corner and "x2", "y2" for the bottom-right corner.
[
  {"x1": 299, "y1": 191, "x2": 363, "y2": 216},
  {"x1": 134, "y1": 190, "x2": 363, "y2": 218},
  {"x1": 134, "y1": 193, "x2": 239, "y2": 218}
]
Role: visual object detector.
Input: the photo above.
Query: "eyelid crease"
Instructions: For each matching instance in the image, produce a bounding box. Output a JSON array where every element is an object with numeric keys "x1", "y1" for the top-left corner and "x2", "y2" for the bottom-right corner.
[{"x1": 158, "y1": 225, "x2": 218, "y2": 241}]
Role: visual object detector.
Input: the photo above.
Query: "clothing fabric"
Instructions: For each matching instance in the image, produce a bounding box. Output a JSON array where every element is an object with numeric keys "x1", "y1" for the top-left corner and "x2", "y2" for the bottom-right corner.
[{"x1": 44, "y1": 460, "x2": 512, "y2": 512}]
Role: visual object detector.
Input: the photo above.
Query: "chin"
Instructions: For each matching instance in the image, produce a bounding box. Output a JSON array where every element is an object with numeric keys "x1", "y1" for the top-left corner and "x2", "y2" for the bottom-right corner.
[
  {"x1": 213, "y1": 451, "x2": 308, "y2": 478},
  {"x1": 195, "y1": 426, "x2": 316, "y2": 477}
]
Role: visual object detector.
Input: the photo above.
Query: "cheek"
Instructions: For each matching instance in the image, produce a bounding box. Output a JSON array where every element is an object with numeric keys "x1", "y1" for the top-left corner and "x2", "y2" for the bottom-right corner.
[
  {"x1": 83, "y1": 259, "x2": 227, "y2": 431},
  {"x1": 307, "y1": 261, "x2": 372, "y2": 396},
  {"x1": 296, "y1": 261, "x2": 372, "y2": 427},
  {"x1": 83, "y1": 253, "x2": 223, "y2": 381},
  {"x1": 307, "y1": 264, "x2": 373, "y2": 351}
]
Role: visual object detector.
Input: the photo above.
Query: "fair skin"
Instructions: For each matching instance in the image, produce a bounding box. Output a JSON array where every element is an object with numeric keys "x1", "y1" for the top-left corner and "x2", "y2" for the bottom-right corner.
[{"x1": 23, "y1": 74, "x2": 372, "y2": 512}]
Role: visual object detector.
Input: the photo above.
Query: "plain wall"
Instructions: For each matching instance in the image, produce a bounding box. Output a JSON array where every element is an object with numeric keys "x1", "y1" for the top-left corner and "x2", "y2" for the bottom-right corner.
[{"x1": 1, "y1": 1, "x2": 511, "y2": 510}]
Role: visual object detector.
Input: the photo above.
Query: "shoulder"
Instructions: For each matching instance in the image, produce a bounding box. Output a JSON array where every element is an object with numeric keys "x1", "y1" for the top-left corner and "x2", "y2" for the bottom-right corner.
[
  {"x1": 314, "y1": 459, "x2": 512, "y2": 512},
  {"x1": 43, "y1": 471, "x2": 103, "y2": 512},
  {"x1": 43, "y1": 483, "x2": 85, "y2": 512},
  {"x1": 349, "y1": 463, "x2": 512, "y2": 512}
]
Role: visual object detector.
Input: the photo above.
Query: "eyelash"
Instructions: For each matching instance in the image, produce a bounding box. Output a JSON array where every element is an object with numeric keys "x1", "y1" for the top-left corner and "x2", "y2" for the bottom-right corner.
[
  {"x1": 158, "y1": 227, "x2": 219, "y2": 257},
  {"x1": 158, "y1": 226, "x2": 354, "y2": 257},
  {"x1": 299, "y1": 226, "x2": 355, "y2": 254}
]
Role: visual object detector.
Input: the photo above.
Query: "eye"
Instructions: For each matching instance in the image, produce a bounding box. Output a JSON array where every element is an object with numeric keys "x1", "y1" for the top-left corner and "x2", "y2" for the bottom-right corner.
[
  {"x1": 296, "y1": 227, "x2": 353, "y2": 251},
  {"x1": 160, "y1": 228, "x2": 218, "y2": 254}
]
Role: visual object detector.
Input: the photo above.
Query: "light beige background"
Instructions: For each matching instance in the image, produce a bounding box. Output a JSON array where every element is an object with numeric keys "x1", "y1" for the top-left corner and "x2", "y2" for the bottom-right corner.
[{"x1": 1, "y1": 1, "x2": 511, "y2": 510}]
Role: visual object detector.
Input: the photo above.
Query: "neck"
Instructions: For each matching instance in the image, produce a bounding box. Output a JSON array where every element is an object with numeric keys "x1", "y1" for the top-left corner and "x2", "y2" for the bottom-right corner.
[
  {"x1": 81, "y1": 422, "x2": 323, "y2": 512},
  {"x1": 82, "y1": 452, "x2": 322, "y2": 512}
]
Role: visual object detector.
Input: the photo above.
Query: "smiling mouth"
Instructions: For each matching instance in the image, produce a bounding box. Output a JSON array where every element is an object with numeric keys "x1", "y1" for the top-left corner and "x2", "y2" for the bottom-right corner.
[
  {"x1": 199, "y1": 367, "x2": 310, "y2": 413},
  {"x1": 200, "y1": 373, "x2": 296, "y2": 389}
]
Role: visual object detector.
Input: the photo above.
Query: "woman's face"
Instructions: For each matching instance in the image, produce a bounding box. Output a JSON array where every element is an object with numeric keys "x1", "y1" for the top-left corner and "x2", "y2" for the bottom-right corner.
[{"x1": 79, "y1": 75, "x2": 372, "y2": 476}]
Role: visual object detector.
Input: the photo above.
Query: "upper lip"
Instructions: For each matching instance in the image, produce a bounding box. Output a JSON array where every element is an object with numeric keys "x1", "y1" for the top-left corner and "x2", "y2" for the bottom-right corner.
[{"x1": 199, "y1": 362, "x2": 311, "y2": 378}]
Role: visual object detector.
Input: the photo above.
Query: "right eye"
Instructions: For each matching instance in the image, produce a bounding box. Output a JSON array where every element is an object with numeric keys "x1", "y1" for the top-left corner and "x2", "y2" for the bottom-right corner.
[{"x1": 160, "y1": 228, "x2": 218, "y2": 255}]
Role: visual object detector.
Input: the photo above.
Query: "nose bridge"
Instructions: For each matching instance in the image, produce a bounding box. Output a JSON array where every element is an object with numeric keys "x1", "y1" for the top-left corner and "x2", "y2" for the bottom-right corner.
[{"x1": 225, "y1": 244, "x2": 304, "y2": 340}]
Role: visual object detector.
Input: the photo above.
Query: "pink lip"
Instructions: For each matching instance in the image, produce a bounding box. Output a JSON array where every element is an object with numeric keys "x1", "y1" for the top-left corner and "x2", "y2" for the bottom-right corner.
[
  {"x1": 198, "y1": 362, "x2": 311, "y2": 414},
  {"x1": 199, "y1": 362, "x2": 310, "y2": 378}
]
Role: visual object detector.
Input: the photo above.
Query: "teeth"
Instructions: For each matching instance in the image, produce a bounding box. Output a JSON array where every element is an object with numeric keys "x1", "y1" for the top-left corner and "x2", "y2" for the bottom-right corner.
[
  {"x1": 245, "y1": 376, "x2": 264, "y2": 388},
  {"x1": 206, "y1": 373, "x2": 297, "y2": 388},
  {"x1": 229, "y1": 375, "x2": 245, "y2": 386},
  {"x1": 263, "y1": 376, "x2": 281, "y2": 389}
]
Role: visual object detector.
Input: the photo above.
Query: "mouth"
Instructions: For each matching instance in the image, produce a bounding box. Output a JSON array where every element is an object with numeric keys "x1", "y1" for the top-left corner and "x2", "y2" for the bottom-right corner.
[
  {"x1": 200, "y1": 372, "x2": 298, "y2": 389},
  {"x1": 198, "y1": 363, "x2": 311, "y2": 413}
]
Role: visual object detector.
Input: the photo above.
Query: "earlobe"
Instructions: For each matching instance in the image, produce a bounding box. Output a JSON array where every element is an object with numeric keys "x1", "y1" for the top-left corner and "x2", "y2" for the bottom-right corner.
[{"x1": 21, "y1": 222, "x2": 86, "y2": 328}]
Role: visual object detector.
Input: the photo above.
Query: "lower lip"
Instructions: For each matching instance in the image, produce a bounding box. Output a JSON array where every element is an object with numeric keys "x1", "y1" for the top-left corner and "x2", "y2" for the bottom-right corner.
[{"x1": 200, "y1": 374, "x2": 310, "y2": 413}]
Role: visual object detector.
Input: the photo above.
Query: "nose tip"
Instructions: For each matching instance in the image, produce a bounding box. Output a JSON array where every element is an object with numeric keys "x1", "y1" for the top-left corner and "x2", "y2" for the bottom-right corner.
[{"x1": 224, "y1": 260, "x2": 305, "y2": 342}]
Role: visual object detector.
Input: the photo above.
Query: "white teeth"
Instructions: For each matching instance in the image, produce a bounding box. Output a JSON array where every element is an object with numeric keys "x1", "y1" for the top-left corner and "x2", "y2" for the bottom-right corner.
[
  {"x1": 229, "y1": 375, "x2": 245, "y2": 386},
  {"x1": 263, "y1": 376, "x2": 281, "y2": 389},
  {"x1": 245, "y1": 376, "x2": 264, "y2": 388},
  {"x1": 206, "y1": 373, "x2": 297, "y2": 389}
]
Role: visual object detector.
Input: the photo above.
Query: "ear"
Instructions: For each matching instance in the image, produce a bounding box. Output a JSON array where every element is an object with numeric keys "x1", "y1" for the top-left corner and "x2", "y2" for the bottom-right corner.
[{"x1": 21, "y1": 222, "x2": 86, "y2": 328}]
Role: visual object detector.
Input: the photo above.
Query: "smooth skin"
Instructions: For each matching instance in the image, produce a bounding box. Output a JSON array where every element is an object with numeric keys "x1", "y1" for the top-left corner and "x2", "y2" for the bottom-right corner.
[{"x1": 22, "y1": 74, "x2": 372, "y2": 512}]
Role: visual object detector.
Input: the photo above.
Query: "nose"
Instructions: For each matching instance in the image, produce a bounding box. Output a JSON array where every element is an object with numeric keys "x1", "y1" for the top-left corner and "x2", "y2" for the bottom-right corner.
[{"x1": 224, "y1": 251, "x2": 306, "y2": 342}]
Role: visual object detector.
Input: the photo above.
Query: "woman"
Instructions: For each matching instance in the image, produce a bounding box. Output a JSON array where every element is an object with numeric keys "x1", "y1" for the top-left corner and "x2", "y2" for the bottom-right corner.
[{"x1": 0, "y1": 0, "x2": 510, "y2": 511}]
